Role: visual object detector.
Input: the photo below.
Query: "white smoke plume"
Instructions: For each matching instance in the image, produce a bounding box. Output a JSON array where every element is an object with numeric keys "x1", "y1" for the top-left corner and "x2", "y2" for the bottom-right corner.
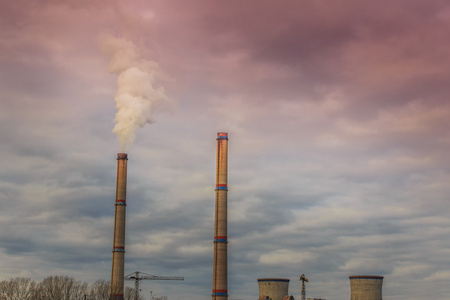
[{"x1": 101, "y1": 35, "x2": 170, "y2": 152}]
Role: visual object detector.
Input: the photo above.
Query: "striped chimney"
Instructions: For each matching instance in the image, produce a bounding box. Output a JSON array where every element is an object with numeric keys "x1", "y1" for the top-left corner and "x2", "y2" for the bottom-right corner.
[
  {"x1": 212, "y1": 132, "x2": 229, "y2": 299},
  {"x1": 110, "y1": 153, "x2": 128, "y2": 300}
]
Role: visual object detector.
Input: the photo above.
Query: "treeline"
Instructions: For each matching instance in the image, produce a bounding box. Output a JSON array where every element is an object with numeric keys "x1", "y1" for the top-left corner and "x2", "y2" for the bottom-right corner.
[{"x1": 0, "y1": 276, "x2": 167, "y2": 300}]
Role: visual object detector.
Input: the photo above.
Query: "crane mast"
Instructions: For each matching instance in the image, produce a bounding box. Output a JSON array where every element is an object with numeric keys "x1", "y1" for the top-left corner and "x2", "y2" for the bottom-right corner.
[
  {"x1": 125, "y1": 271, "x2": 184, "y2": 300},
  {"x1": 300, "y1": 274, "x2": 309, "y2": 300}
]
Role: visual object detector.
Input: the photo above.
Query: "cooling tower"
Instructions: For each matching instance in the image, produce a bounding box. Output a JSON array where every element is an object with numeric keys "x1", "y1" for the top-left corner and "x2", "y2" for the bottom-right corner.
[
  {"x1": 110, "y1": 153, "x2": 128, "y2": 300},
  {"x1": 349, "y1": 275, "x2": 383, "y2": 300},
  {"x1": 212, "y1": 132, "x2": 229, "y2": 300},
  {"x1": 257, "y1": 278, "x2": 290, "y2": 300}
]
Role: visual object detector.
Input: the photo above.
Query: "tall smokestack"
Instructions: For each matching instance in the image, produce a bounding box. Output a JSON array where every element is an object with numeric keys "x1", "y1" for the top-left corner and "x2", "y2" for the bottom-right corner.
[
  {"x1": 212, "y1": 132, "x2": 229, "y2": 300},
  {"x1": 110, "y1": 153, "x2": 128, "y2": 300}
]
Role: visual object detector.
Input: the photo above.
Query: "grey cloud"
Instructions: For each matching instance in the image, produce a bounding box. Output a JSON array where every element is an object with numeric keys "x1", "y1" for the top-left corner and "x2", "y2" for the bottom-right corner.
[{"x1": 1, "y1": 1, "x2": 450, "y2": 300}]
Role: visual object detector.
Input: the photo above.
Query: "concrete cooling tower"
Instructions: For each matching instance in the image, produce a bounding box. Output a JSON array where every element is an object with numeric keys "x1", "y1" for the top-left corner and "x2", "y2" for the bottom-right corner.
[
  {"x1": 258, "y1": 278, "x2": 290, "y2": 300},
  {"x1": 349, "y1": 275, "x2": 383, "y2": 300}
]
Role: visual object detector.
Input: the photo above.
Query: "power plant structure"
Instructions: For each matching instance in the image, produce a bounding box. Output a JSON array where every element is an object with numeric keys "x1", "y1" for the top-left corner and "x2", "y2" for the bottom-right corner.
[
  {"x1": 212, "y1": 132, "x2": 229, "y2": 300},
  {"x1": 349, "y1": 275, "x2": 383, "y2": 300},
  {"x1": 299, "y1": 274, "x2": 309, "y2": 300},
  {"x1": 104, "y1": 140, "x2": 385, "y2": 300},
  {"x1": 257, "y1": 278, "x2": 290, "y2": 300},
  {"x1": 125, "y1": 271, "x2": 184, "y2": 300},
  {"x1": 110, "y1": 153, "x2": 128, "y2": 300}
]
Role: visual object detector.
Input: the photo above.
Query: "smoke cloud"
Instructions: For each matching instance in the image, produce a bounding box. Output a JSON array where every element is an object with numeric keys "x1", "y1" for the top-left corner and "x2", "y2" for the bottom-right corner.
[{"x1": 101, "y1": 35, "x2": 170, "y2": 151}]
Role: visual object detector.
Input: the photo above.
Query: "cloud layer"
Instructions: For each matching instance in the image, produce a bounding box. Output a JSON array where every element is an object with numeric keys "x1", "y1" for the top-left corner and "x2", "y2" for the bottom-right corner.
[{"x1": 1, "y1": 1, "x2": 450, "y2": 299}]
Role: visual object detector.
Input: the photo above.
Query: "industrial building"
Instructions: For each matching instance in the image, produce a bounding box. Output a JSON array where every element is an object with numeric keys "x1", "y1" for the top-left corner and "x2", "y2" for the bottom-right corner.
[
  {"x1": 212, "y1": 132, "x2": 229, "y2": 300},
  {"x1": 257, "y1": 278, "x2": 294, "y2": 300},
  {"x1": 106, "y1": 134, "x2": 387, "y2": 300},
  {"x1": 110, "y1": 153, "x2": 128, "y2": 300},
  {"x1": 349, "y1": 275, "x2": 383, "y2": 300}
]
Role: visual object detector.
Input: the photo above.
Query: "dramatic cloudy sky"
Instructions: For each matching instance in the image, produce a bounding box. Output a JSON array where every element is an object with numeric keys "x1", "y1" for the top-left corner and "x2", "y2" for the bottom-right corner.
[{"x1": 1, "y1": 1, "x2": 450, "y2": 299}]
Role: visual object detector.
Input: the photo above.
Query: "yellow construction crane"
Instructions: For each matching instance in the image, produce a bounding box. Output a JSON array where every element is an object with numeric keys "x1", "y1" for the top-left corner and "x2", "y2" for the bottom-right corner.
[
  {"x1": 299, "y1": 274, "x2": 308, "y2": 300},
  {"x1": 125, "y1": 271, "x2": 184, "y2": 300}
]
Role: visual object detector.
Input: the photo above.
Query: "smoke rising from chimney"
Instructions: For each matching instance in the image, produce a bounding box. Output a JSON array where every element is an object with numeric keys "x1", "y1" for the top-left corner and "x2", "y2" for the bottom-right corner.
[{"x1": 101, "y1": 35, "x2": 170, "y2": 151}]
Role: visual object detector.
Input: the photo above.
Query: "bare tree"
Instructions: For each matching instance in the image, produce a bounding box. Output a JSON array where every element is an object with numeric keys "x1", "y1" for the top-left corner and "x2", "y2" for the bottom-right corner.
[
  {"x1": 0, "y1": 277, "x2": 36, "y2": 300},
  {"x1": 0, "y1": 276, "x2": 157, "y2": 300},
  {"x1": 88, "y1": 279, "x2": 110, "y2": 300},
  {"x1": 124, "y1": 286, "x2": 145, "y2": 300},
  {"x1": 150, "y1": 291, "x2": 168, "y2": 300},
  {"x1": 34, "y1": 275, "x2": 88, "y2": 300}
]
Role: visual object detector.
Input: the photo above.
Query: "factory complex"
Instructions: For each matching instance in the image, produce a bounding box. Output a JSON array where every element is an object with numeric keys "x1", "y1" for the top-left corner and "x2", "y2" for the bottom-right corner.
[{"x1": 108, "y1": 133, "x2": 384, "y2": 300}]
